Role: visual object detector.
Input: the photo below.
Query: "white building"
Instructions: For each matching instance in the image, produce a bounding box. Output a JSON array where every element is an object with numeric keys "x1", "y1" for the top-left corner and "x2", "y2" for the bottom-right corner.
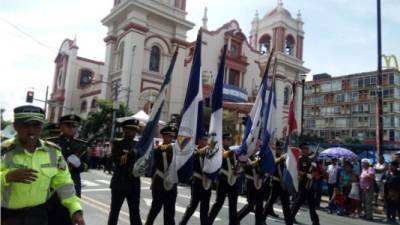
[
  {"x1": 50, "y1": 0, "x2": 309, "y2": 140},
  {"x1": 48, "y1": 39, "x2": 106, "y2": 122}
]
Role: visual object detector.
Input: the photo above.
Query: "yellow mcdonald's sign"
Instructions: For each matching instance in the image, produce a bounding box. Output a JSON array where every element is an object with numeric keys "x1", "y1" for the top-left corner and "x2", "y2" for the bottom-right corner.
[{"x1": 382, "y1": 54, "x2": 399, "y2": 70}]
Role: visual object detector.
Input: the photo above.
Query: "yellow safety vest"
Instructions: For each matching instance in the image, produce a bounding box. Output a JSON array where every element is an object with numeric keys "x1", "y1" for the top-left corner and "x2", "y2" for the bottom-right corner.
[{"x1": 1, "y1": 137, "x2": 82, "y2": 216}]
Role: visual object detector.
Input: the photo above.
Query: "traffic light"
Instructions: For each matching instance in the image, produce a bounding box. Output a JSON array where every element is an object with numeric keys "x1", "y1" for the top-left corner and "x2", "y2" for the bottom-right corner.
[{"x1": 26, "y1": 91, "x2": 34, "y2": 103}]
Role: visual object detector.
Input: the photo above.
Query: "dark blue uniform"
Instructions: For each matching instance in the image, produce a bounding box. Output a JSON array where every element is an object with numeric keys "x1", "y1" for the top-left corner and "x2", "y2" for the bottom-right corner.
[{"x1": 108, "y1": 138, "x2": 142, "y2": 225}]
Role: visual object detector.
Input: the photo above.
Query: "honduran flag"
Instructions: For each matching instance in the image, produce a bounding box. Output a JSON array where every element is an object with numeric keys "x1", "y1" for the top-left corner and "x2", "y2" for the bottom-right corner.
[
  {"x1": 259, "y1": 78, "x2": 276, "y2": 175},
  {"x1": 132, "y1": 49, "x2": 179, "y2": 177},
  {"x1": 283, "y1": 84, "x2": 301, "y2": 193},
  {"x1": 166, "y1": 31, "x2": 203, "y2": 184},
  {"x1": 202, "y1": 45, "x2": 227, "y2": 180},
  {"x1": 237, "y1": 50, "x2": 274, "y2": 161}
]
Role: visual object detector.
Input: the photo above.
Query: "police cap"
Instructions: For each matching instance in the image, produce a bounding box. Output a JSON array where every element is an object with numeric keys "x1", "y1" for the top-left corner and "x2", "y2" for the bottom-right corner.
[
  {"x1": 59, "y1": 114, "x2": 81, "y2": 126},
  {"x1": 223, "y1": 132, "x2": 232, "y2": 139},
  {"x1": 14, "y1": 105, "x2": 45, "y2": 124},
  {"x1": 160, "y1": 126, "x2": 177, "y2": 136},
  {"x1": 120, "y1": 118, "x2": 140, "y2": 130}
]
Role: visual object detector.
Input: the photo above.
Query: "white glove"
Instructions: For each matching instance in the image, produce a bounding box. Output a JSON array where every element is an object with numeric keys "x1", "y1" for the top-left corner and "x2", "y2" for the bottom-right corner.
[
  {"x1": 307, "y1": 173, "x2": 313, "y2": 179},
  {"x1": 67, "y1": 154, "x2": 81, "y2": 168},
  {"x1": 311, "y1": 162, "x2": 317, "y2": 168}
]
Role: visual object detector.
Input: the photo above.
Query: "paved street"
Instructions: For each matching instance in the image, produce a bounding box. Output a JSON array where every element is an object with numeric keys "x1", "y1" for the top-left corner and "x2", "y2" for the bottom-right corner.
[{"x1": 81, "y1": 170, "x2": 386, "y2": 225}]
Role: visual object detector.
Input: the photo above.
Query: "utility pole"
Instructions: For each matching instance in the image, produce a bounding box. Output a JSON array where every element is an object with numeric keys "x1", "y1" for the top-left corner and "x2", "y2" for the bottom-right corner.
[
  {"x1": 110, "y1": 81, "x2": 119, "y2": 142},
  {"x1": 44, "y1": 85, "x2": 49, "y2": 117},
  {"x1": 376, "y1": 0, "x2": 383, "y2": 157}
]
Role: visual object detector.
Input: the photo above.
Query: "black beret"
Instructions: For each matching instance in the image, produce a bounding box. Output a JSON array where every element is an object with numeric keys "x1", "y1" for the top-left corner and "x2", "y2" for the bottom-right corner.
[
  {"x1": 14, "y1": 105, "x2": 45, "y2": 124},
  {"x1": 59, "y1": 114, "x2": 81, "y2": 125}
]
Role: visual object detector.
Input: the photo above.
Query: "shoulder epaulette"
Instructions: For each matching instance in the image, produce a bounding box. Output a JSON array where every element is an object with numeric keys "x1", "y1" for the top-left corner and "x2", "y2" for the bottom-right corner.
[
  {"x1": 1, "y1": 139, "x2": 16, "y2": 155},
  {"x1": 46, "y1": 136, "x2": 59, "y2": 142},
  {"x1": 45, "y1": 140, "x2": 61, "y2": 150},
  {"x1": 74, "y1": 138, "x2": 87, "y2": 144}
]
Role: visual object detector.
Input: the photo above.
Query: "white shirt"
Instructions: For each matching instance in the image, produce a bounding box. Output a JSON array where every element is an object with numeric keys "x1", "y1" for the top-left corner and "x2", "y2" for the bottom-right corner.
[{"x1": 327, "y1": 164, "x2": 339, "y2": 184}]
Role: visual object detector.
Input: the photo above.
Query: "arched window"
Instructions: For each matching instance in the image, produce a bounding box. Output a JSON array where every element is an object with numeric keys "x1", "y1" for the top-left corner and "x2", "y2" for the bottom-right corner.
[
  {"x1": 259, "y1": 34, "x2": 271, "y2": 54},
  {"x1": 285, "y1": 35, "x2": 295, "y2": 56},
  {"x1": 80, "y1": 100, "x2": 87, "y2": 112},
  {"x1": 90, "y1": 98, "x2": 97, "y2": 109},
  {"x1": 149, "y1": 46, "x2": 161, "y2": 72},
  {"x1": 284, "y1": 86, "x2": 290, "y2": 105},
  {"x1": 79, "y1": 69, "x2": 93, "y2": 88}
]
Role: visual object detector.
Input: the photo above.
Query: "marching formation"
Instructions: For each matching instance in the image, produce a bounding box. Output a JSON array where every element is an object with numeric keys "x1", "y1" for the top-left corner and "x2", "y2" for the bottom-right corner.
[{"x1": 1, "y1": 31, "x2": 322, "y2": 225}]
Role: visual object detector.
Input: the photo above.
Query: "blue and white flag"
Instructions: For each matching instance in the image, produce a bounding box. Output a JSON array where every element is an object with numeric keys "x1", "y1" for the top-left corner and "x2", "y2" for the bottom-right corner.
[
  {"x1": 167, "y1": 31, "x2": 203, "y2": 184},
  {"x1": 259, "y1": 78, "x2": 276, "y2": 175},
  {"x1": 203, "y1": 44, "x2": 227, "y2": 180},
  {"x1": 237, "y1": 50, "x2": 274, "y2": 161},
  {"x1": 132, "y1": 49, "x2": 178, "y2": 177}
]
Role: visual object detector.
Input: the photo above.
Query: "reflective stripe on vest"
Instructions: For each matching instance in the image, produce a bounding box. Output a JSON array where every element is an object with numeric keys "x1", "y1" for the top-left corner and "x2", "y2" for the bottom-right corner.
[
  {"x1": 56, "y1": 183, "x2": 76, "y2": 200},
  {"x1": 2, "y1": 152, "x2": 15, "y2": 207},
  {"x1": 47, "y1": 146, "x2": 58, "y2": 167}
]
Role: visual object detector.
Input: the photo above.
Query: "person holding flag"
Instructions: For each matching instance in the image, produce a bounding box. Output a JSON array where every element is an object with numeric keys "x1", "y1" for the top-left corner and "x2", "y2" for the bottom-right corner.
[
  {"x1": 180, "y1": 44, "x2": 227, "y2": 225},
  {"x1": 208, "y1": 133, "x2": 239, "y2": 225},
  {"x1": 237, "y1": 140, "x2": 266, "y2": 225},
  {"x1": 179, "y1": 133, "x2": 211, "y2": 225},
  {"x1": 289, "y1": 142, "x2": 320, "y2": 225},
  {"x1": 145, "y1": 125, "x2": 178, "y2": 225},
  {"x1": 263, "y1": 141, "x2": 292, "y2": 225}
]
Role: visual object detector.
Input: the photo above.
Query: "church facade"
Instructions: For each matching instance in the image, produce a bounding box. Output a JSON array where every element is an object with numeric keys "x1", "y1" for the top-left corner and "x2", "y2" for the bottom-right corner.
[{"x1": 49, "y1": 0, "x2": 309, "y2": 140}]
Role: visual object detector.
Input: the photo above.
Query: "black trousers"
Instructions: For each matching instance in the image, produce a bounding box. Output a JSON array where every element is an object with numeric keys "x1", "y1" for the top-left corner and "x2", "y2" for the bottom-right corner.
[
  {"x1": 290, "y1": 188, "x2": 320, "y2": 225},
  {"x1": 2, "y1": 204, "x2": 48, "y2": 225},
  {"x1": 47, "y1": 194, "x2": 71, "y2": 225},
  {"x1": 263, "y1": 182, "x2": 292, "y2": 225},
  {"x1": 145, "y1": 186, "x2": 177, "y2": 225},
  {"x1": 327, "y1": 183, "x2": 336, "y2": 200},
  {"x1": 179, "y1": 181, "x2": 211, "y2": 225},
  {"x1": 237, "y1": 186, "x2": 264, "y2": 225},
  {"x1": 209, "y1": 179, "x2": 238, "y2": 225},
  {"x1": 108, "y1": 183, "x2": 142, "y2": 225},
  {"x1": 386, "y1": 199, "x2": 400, "y2": 220}
]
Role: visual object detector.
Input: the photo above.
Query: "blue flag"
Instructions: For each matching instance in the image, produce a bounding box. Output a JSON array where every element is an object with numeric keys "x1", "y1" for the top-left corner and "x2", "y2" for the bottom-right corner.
[
  {"x1": 259, "y1": 78, "x2": 276, "y2": 175},
  {"x1": 166, "y1": 31, "x2": 203, "y2": 184},
  {"x1": 132, "y1": 49, "x2": 178, "y2": 177},
  {"x1": 203, "y1": 44, "x2": 227, "y2": 181},
  {"x1": 237, "y1": 50, "x2": 274, "y2": 161}
]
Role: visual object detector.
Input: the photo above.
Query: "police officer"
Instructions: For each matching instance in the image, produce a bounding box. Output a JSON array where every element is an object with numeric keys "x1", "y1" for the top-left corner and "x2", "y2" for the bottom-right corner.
[
  {"x1": 237, "y1": 154, "x2": 265, "y2": 225},
  {"x1": 107, "y1": 118, "x2": 142, "y2": 225},
  {"x1": 209, "y1": 133, "x2": 239, "y2": 225},
  {"x1": 263, "y1": 141, "x2": 292, "y2": 225},
  {"x1": 179, "y1": 132, "x2": 212, "y2": 225},
  {"x1": 43, "y1": 123, "x2": 60, "y2": 138},
  {"x1": 1, "y1": 105, "x2": 85, "y2": 225},
  {"x1": 290, "y1": 143, "x2": 320, "y2": 225},
  {"x1": 145, "y1": 126, "x2": 177, "y2": 225},
  {"x1": 47, "y1": 114, "x2": 88, "y2": 197},
  {"x1": 47, "y1": 114, "x2": 88, "y2": 225}
]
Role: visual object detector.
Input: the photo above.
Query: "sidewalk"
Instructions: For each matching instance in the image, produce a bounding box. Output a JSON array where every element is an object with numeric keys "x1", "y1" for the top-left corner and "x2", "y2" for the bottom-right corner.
[{"x1": 319, "y1": 196, "x2": 385, "y2": 217}]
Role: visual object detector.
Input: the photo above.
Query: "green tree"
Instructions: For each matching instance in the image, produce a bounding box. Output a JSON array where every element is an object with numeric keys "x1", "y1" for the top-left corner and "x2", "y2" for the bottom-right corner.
[{"x1": 81, "y1": 100, "x2": 130, "y2": 142}]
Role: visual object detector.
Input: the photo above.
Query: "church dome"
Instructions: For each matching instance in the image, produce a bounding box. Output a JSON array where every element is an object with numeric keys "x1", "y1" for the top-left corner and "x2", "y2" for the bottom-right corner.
[{"x1": 263, "y1": 1, "x2": 292, "y2": 19}]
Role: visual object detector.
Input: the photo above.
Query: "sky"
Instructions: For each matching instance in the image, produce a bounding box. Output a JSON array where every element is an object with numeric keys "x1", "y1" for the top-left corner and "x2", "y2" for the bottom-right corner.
[{"x1": 1, "y1": 0, "x2": 399, "y2": 121}]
